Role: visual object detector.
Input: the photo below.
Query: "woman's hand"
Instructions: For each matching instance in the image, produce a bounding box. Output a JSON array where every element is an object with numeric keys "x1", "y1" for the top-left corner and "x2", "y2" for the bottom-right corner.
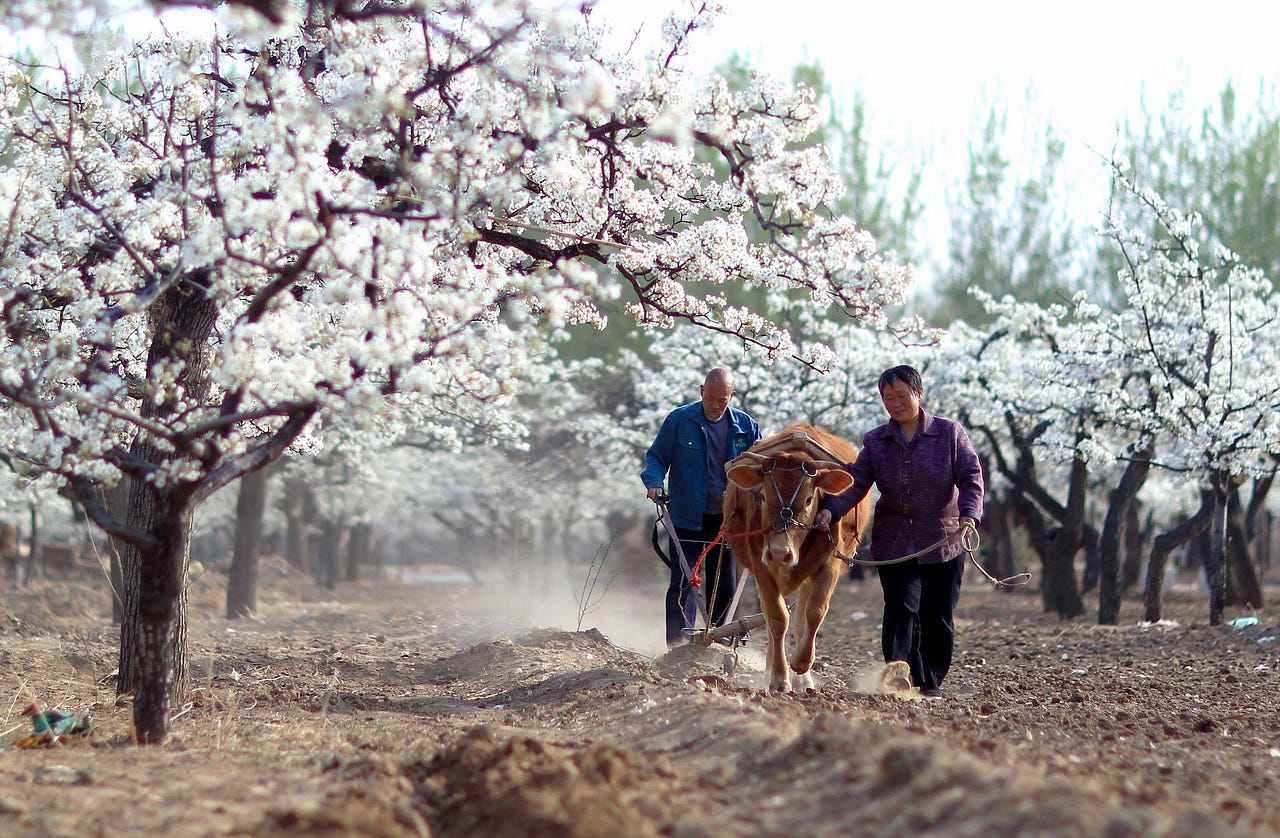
[{"x1": 815, "y1": 509, "x2": 833, "y2": 529}]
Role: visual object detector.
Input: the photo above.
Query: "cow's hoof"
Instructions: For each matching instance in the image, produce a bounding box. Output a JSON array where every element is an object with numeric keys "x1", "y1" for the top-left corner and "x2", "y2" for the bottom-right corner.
[{"x1": 767, "y1": 681, "x2": 792, "y2": 695}]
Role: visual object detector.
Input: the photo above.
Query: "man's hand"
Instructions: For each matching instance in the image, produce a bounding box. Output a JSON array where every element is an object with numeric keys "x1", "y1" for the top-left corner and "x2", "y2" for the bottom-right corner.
[
  {"x1": 647, "y1": 487, "x2": 666, "y2": 503},
  {"x1": 814, "y1": 509, "x2": 833, "y2": 529}
]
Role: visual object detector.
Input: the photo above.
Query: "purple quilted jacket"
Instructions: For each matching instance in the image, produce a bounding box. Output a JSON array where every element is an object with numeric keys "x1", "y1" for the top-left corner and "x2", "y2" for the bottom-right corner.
[{"x1": 822, "y1": 410, "x2": 984, "y2": 564}]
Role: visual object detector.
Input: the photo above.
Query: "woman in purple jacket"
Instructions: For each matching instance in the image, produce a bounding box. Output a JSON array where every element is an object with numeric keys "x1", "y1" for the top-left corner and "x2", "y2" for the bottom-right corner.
[{"x1": 815, "y1": 365, "x2": 984, "y2": 698}]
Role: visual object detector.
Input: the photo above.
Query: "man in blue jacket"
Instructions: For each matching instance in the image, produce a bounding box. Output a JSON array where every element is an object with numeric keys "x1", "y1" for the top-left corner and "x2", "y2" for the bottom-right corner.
[{"x1": 643, "y1": 368, "x2": 762, "y2": 647}]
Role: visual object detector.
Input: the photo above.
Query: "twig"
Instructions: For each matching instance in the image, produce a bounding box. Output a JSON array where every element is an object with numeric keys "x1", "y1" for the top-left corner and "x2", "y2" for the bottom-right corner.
[
  {"x1": 489, "y1": 217, "x2": 644, "y2": 252},
  {"x1": 575, "y1": 534, "x2": 617, "y2": 631}
]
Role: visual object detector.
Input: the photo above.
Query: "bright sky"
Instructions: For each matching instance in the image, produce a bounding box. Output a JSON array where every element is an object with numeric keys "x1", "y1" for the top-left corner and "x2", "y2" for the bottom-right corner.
[
  {"x1": 593, "y1": 0, "x2": 1278, "y2": 144},
  {"x1": 590, "y1": 0, "x2": 1280, "y2": 274}
]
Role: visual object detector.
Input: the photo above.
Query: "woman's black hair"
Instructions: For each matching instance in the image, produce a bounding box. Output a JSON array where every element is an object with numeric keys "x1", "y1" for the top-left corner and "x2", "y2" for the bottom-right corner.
[{"x1": 878, "y1": 365, "x2": 924, "y2": 397}]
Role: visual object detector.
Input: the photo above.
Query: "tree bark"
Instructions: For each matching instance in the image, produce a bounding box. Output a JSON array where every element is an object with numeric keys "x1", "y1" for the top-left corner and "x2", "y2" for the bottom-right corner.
[
  {"x1": 317, "y1": 519, "x2": 341, "y2": 589},
  {"x1": 1098, "y1": 442, "x2": 1153, "y2": 625},
  {"x1": 1121, "y1": 504, "x2": 1149, "y2": 592},
  {"x1": 1041, "y1": 533, "x2": 1085, "y2": 619},
  {"x1": 26, "y1": 504, "x2": 38, "y2": 583},
  {"x1": 1225, "y1": 484, "x2": 1264, "y2": 609},
  {"x1": 1029, "y1": 449, "x2": 1088, "y2": 620},
  {"x1": 983, "y1": 491, "x2": 1017, "y2": 584},
  {"x1": 1142, "y1": 493, "x2": 1214, "y2": 622},
  {"x1": 1208, "y1": 476, "x2": 1229, "y2": 626},
  {"x1": 116, "y1": 274, "x2": 216, "y2": 743},
  {"x1": 227, "y1": 467, "x2": 271, "y2": 619},
  {"x1": 346, "y1": 521, "x2": 369, "y2": 583},
  {"x1": 1261, "y1": 511, "x2": 1274, "y2": 573},
  {"x1": 973, "y1": 413, "x2": 1089, "y2": 619},
  {"x1": 1010, "y1": 490, "x2": 1084, "y2": 619},
  {"x1": 282, "y1": 476, "x2": 314, "y2": 573},
  {"x1": 117, "y1": 447, "x2": 192, "y2": 745}
]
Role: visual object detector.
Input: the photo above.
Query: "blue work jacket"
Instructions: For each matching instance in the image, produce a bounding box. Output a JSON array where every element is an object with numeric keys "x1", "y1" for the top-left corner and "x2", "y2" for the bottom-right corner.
[{"x1": 642, "y1": 402, "x2": 762, "y2": 530}]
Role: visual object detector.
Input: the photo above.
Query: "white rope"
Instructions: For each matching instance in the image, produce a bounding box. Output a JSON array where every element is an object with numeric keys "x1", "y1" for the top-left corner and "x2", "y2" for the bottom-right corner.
[{"x1": 836, "y1": 521, "x2": 1031, "y2": 590}]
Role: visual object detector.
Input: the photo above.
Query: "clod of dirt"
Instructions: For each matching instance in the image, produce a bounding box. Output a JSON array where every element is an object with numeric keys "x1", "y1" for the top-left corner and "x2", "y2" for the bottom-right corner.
[
  {"x1": 403, "y1": 724, "x2": 674, "y2": 837},
  {"x1": 878, "y1": 660, "x2": 914, "y2": 695},
  {"x1": 255, "y1": 787, "x2": 429, "y2": 837}
]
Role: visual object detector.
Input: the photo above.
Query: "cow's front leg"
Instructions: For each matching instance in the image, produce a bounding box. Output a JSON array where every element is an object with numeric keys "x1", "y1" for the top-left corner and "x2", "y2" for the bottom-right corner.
[
  {"x1": 755, "y1": 574, "x2": 791, "y2": 693},
  {"x1": 785, "y1": 596, "x2": 816, "y2": 694},
  {"x1": 789, "y1": 569, "x2": 837, "y2": 693}
]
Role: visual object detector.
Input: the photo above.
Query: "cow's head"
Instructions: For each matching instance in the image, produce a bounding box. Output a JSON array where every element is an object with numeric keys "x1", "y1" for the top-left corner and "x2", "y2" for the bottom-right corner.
[{"x1": 726, "y1": 452, "x2": 854, "y2": 568}]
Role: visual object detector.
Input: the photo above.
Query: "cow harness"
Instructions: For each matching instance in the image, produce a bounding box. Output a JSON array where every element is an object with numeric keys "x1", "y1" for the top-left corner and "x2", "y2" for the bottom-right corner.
[{"x1": 725, "y1": 448, "x2": 845, "y2": 537}]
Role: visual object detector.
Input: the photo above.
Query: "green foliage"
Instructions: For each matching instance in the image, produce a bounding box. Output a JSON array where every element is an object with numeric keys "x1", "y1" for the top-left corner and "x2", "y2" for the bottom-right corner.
[
  {"x1": 932, "y1": 99, "x2": 1080, "y2": 326},
  {"x1": 790, "y1": 61, "x2": 922, "y2": 259},
  {"x1": 1110, "y1": 81, "x2": 1280, "y2": 284}
]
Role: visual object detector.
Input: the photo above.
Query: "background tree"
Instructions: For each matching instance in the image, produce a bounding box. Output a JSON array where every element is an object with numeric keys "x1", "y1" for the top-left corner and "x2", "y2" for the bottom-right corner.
[
  {"x1": 1097, "y1": 158, "x2": 1280, "y2": 624},
  {"x1": 934, "y1": 99, "x2": 1081, "y2": 326},
  {"x1": 0, "y1": 2, "x2": 909, "y2": 741},
  {"x1": 1114, "y1": 83, "x2": 1280, "y2": 281},
  {"x1": 225, "y1": 461, "x2": 271, "y2": 618}
]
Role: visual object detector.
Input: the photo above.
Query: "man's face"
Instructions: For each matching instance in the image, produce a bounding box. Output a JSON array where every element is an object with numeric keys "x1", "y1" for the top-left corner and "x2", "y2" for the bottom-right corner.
[{"x1": 701, "y1": 381, "x2": 734, "y2": 421}]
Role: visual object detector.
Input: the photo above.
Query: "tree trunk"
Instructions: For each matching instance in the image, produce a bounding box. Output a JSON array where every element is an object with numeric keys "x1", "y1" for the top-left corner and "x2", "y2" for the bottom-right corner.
[
  {"x1": 1041, "y1": 534, "x2": 1085, "y2": 619},
  {"x1": 317, "y1": 519, "x2": 341, "y2": 589},
  {"x1": 117, "y1": 272, "x2": 216, "y2": 743},
  {"x1": 1208, "y1": 476, "x2": 1229, "y2": 626},
  {"x1": 26, "y1": 504, "x2": 38, "y2": 583},
  {"x1": 1120, "y1": 504, "x2": 1149, "y2": 592},
  {"x1": 1098, "y1": 442, "x2": 1153, "y2": 625},
  {"x1": 1225, "y1": 484, "x2": 1264, "y2": 609},
  {"x1": 1081, "y1": 546, "x2": 1098, "y2": 595},
  {"x1": 372, "y1": 531, "x2": 384, "y2": 574},
  {"x1": 227, "y1": 467, "x2": 271, "y2": 619},
  {"x1": 984, "y1": 492, "x2": 1017, "y2": 585},
  {"x1": 1261, "y1": 511, "x2": 1274, "y2": 574},
  {"x1": 1011, "y1": 491, "x2": 1083, "y2": 619},
  {"x1": 346, "y1": 521, "x2": 369, "y2": 583},
  {"x1": 1142, "y1": 494, "x2": 1214, "y2": 622},
  {"x1": 117, "y1": 455, "x2": 191, "y2": 745},
  {"x1": 286, "y1": 506, "x2": 309, "y2": 573},
  {"x1": 283, "y1": 476, "x2": 314, "y2": 573}
]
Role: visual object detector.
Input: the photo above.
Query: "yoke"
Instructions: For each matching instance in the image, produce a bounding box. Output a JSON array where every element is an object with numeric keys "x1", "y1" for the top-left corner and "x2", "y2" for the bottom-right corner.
[{"x1": 724, "y1": 430, "x2": 846, "y2": 474}]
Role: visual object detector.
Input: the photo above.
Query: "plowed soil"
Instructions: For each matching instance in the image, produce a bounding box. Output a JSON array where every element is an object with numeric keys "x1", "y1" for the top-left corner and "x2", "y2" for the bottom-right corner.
[{"x1": 1, "y1": 556, "x2": 1278, "y2": 837}]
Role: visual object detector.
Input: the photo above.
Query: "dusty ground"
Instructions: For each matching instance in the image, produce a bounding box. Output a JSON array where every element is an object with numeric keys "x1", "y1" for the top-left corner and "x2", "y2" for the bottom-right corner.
[{"x1": 0, "y1": 556, "x2": 1278, "y2": 837}]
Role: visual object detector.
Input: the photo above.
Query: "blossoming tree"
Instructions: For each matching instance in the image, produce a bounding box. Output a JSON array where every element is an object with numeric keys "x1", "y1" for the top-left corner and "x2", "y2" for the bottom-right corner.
[{"x1": 0, "y1": 1, "x2": 910, "y2": 741}]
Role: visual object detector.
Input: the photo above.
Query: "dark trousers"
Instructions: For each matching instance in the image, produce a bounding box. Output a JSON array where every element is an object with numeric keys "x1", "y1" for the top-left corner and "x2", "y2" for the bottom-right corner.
[
  {"x1": 877, "y1": 557, "x2": 964, "y2": 692},
  {"x1": 665, "y1": 513, "x2": 739, "y2": 645}
]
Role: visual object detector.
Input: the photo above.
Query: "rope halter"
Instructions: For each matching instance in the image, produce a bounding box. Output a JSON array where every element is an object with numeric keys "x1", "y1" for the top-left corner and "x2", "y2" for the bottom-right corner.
[{"x1": 730, "y1": 449, "x2": 845, "y2": 534}]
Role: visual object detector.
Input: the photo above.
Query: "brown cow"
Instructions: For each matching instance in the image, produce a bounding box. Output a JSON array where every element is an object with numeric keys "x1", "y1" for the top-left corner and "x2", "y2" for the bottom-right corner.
[{"x1": 723, "y1": 423, "x2": 872, "y2": 693}]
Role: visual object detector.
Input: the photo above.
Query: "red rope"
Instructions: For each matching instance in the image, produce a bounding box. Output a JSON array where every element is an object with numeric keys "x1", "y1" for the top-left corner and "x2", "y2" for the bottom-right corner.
[
  {"x1": 687, "y1": 529, "x2": 722, "y2": 588},
  {"x1": 718, "y1": 522, "x2": 773, "y2": 540},
  {"x1": 688, "y1": 523, "x2": 775, "y2": 587}
]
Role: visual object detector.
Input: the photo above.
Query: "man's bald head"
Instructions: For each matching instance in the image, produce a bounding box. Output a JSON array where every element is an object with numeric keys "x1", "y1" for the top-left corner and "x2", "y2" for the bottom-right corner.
[
  {"x1": 700, "y1": 367, "x2": 736, "y2": 421},
  {"x1": 704, "y1": 368, "x2": 734, "y2": 390}
]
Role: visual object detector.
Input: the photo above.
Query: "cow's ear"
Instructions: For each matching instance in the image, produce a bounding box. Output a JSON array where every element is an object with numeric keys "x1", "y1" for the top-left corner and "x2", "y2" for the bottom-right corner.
[
  {"x1": 816, "y1": 469, "x2": 854, "y2": 495},
  {"x1": 726, "y1": 464, "x2": 765, "y2": 489}
]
